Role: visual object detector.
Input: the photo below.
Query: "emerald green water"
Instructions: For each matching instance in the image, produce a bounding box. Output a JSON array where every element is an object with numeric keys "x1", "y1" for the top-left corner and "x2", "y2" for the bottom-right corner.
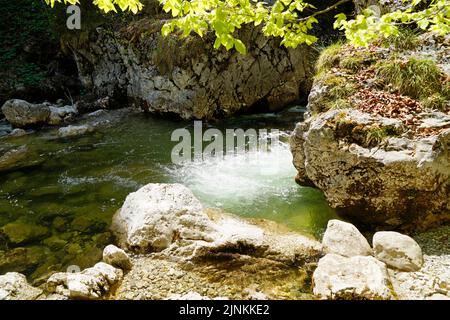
[{"x1": 0, "y1": 108, "x2": 337, "y2": 282}]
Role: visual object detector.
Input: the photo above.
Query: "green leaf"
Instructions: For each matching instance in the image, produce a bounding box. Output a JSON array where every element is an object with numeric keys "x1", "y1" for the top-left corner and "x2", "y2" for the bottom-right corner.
[{"x1": 234, "y1": 39, "x2": 247, "y2": 54}]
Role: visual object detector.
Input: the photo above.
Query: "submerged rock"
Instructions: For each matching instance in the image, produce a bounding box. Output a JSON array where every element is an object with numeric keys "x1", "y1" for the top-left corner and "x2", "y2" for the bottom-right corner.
[
  {"x1": 313, "y1": 253, "x2": 393, "y2": 300},
  {"x1": 0, "y1": 272, "x2": 42, "y2": 300},
  {"x1": 0, "y1": 246, "x2": 50, "y2": 276},
  {"x1": 0, "y1": 145, "x2": 43, "y2": 172},
  {"x1": 1, "y1": 99, "x2": 51, "y2": 127},
  {"x1": 9, "y1": 128, "x2": 27, "y2": 137},
  {"x1": 322, "y1": 219, "x2": 372, "y2": 257},
  {"x1": 373, "y1": 231, "x2": 424, "y2": 271},
  {"x1": 58, "y1": 125, "x2": 93, "y2": 138},
  {"x1": 1, "y1": 219, "x2": 50, "y2": 245}
]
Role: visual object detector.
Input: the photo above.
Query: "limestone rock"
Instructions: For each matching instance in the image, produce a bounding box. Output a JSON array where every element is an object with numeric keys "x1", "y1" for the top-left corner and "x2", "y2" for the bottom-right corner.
[
  {"x1": 313, "y1": 253, "x2": 393, "y2": 300},
  {"x1": 9, "y1": 128, "x2": 27, "y2": 137},
  {"x1": 0, "y1": 272, "x2": 42, "y2": 300},
  {"x1": 388, "y1": 255, "x2": 450, "y2": 299},
  {"x1": 47, "y1": 262, "x2": 123, "y2": 299},
  {"x1": 1, "y1": 99, "x2": 50, "y2": 127},
  {"x1": 71, "y1": 24, "x2": 315, "y2": 120},
  {"x1": 103, "y1": 244, "x2": 132, "y2": 270},
  {"x1": 322, "y1": 219, "x2": 372, "y2": 257},
  {"x1": 170, "y1": 209, "x2": 323, "y2": 265},
  {"x1": 290, "y1": 108, "x2": 450, "y2": 230},
  {"x1": 373, "y1": 231, "x2": 424, "y2": 271},
  {"x1": 111, "y1": 183, "x2": 214, "y2": 252},
  {"x1": 48, "y1": 105, "x2": 78, "y2": 125},
  {"x1": 58, "y1": 125, "x2": 93, "y2": 138}
]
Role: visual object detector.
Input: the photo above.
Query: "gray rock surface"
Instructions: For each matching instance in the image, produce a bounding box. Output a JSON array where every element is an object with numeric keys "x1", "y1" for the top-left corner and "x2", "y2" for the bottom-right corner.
[
  {"x1": 0, "y1": 272, "x2": 42, "y2": 300},
  {"x1": 373, "y1": 231, "x2": 424, "y2": 271},
  {"x1": 313, "y1": 253, "x2": 393, "y2": 299},
  {"x1": 58, "y1": 124, "x2": 93, "y2": 138},
  {"x1": 103, "y1": 244, "x2": 132, "y2": 270},
  {"x1": 71, "y1": 24, "x2": 315, "y2": 119},
  {"x1": 1, "y1": 99, "x2": 50, "y2": 127},
  {"x1": 322, "y1": 219, "x2": 372, "y2": 257},
  {"x1": 47, "y1": 262, "x2": 123, "y2": 299},
  {"x1": 290, "y1": 108, "x2": 450, "y2": 230},
  {"x1": 48, "y1": 105, "x2": 78, "y2": 125}
]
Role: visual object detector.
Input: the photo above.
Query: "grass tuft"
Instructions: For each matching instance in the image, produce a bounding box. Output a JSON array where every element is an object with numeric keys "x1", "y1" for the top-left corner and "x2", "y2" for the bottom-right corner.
[
  {"x1": 381, "y1": 28, "x2": 420, "y2": 51},
  {"x1": 315, "y1": 42, "x2": 344, "y2": 74},
  {"x1": 375, "y1": 57, "x2": 449, "y2": 109}
]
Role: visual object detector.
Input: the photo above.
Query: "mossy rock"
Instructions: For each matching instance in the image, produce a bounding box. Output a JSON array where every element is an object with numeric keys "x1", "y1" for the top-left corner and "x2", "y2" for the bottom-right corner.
[
  {"x1": 1, "y1": 219, "x2": 50, "y2": 245},
  {"x1": 91, "y1": 231, "x2": 114, "y2": 247},
  {"x1": 0, "y1": 246, "x2": 49, "y2": 275},
  {"x1": 52, "y1": 216, "x2": 69, "y2": 232},
  {"x1": 42, "y1": 236, "x2": 67, "y2": 250},
  {"x1": 70, "y1": 215, "x2": 107, "y2": 233},
  {"x1": 65, "y1": 243, "x2": 83, "y2": 255}
]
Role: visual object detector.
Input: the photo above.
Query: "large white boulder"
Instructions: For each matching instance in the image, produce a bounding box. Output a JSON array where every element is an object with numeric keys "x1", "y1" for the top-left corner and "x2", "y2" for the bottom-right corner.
[
  {"x1": 373, "y1": 231, "x2": 424, "y2": 271},
  {"x1": 111, "y1": 183, "x2": 215, "y2": 252},
  {"x1": 313, "y1": 254, "x2": 393, "y2": 300},
  {"x1": 0, "y1": 272, "x2": 42, "y2": 300},
  {"x1": 322, "y1": 220, "x2": 372, "y2": 257}
]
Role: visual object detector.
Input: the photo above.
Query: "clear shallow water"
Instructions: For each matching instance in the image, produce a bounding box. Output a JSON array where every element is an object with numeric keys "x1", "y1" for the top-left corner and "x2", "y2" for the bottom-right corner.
[{"x1": 0, "y1": 108, "x2": 337, "y2": 281}]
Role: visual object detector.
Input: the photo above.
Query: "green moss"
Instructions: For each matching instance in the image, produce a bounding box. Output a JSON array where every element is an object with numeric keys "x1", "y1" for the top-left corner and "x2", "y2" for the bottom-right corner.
[
  {"x1": 66, "y1": 243, "x2": 83, "y2": 255},
  {"x1": 70, "y1": 215, "x2": 107, "y2": 233},
  {"x1": 375, "y1": 57, "x2": 449, "y2": 108},
  {"x1": 339, "y1": 51, "x2": 376, "y2": 72},
  {"x1": 42, "y1": 236, "x2": 67, "y2": 250},
  {"x1": 1, "y1": 219, "x2": 50, "y2": 245},
  {"x1": 365, "y1": 126, "x2": 397, "y2": 145},
  {"x1": 328, "y1": 82, "x2": 358, "y2": 101},
  {"x1": 335, "y1": 111, "x2": 349, "y2": 123},
  {"x1": 320, "y1": 74, "x2": 347, "y2": 86},
  {"x1": 315, "y1": 74, "x2": 358, "y2": 111},
  {"x1": 328, "y1": 98, "x2": 353, "y2": 110},
  {"x1": 152, "y1": 32, "x2": 207, "y2": 75}
]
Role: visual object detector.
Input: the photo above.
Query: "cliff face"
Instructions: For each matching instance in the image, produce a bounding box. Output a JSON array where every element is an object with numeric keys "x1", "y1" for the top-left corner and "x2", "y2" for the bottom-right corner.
[
  {"x1": 290, "y1": 33, "x2": 450, "y2": 231},
  {"x1": 68, "y1": 20, "x2": 316, "y2": 120}
]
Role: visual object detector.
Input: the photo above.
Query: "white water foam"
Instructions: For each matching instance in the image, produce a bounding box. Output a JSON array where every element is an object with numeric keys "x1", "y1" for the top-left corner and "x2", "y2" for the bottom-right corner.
[{"x1": 166, "y1": 131, "x2": 299, "y2": 211}]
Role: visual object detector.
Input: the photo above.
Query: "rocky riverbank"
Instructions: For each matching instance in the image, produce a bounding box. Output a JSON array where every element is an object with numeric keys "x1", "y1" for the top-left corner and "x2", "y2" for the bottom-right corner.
[
  {"x1": 290, "y1": 32, "x2": 450, "y2": 231},
  {"x1": 0, "y1": 183, "x2": 447, "y2": 300}
]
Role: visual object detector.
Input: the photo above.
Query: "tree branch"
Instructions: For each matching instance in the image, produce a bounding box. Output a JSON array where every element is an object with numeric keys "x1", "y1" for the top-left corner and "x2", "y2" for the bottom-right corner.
[{"x1": 298, "y1": 0, "x2": 352, "y2": 21}]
